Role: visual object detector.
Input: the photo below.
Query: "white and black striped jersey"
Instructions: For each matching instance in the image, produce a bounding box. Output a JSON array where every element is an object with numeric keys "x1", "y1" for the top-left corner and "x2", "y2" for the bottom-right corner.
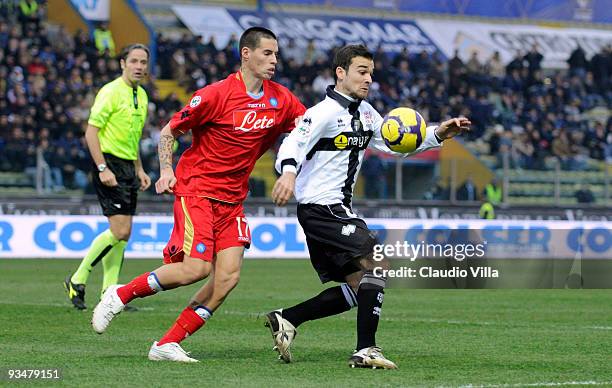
[{"x1": 275, "y1": 86, "x2": 442, "y2": 207}]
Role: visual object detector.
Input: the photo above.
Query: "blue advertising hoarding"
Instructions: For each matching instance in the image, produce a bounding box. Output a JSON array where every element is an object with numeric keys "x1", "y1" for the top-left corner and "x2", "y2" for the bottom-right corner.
[{"x1": 172, "y1": 5, "x2": 443, "y2": 57}]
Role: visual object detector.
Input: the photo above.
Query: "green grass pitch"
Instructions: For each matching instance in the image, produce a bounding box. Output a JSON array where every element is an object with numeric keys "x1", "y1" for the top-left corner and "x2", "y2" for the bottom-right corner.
[{"x1": 1, "y1": 259, "x2": 611, "y2": 387}]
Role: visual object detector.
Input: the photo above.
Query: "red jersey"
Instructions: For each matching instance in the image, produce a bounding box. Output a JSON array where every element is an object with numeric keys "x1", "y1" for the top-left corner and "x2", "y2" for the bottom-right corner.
[{"x1": 169, "y1": 72, "x2": 306, "y2": 202}]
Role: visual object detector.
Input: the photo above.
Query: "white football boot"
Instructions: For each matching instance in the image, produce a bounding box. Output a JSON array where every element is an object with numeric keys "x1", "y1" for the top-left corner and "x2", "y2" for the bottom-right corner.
[
  {"x1": 349, "y1": 346, "x2": 398, "y2": 369},
  {"x1": 91, "y1": 285, "x2": 125, "y2": 334},
  {"x1": 264, "y1": 310, "x2": 297, "y2": 363},
  {"x1": 148, "y1": 341, "x2": 199, "y2": 363}
]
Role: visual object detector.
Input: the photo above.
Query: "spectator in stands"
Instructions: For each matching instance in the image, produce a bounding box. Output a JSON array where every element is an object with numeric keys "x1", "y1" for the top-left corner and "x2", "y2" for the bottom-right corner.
[
  {"x1": 523, "y1": 44, "x2": 543, "y2": 75},
  {"x1": 483, "y1": 177, "x2": 502, "y2": 205},
  {"x1": 503, "y1": 68, "x2": 523, "y2": 92},
  {"x1": 5, "y1": 127, "x2": 28, "y2": 172},
  {"x1": 396, "y1": 59, "x2": 412, "y2": 84},
  {"x1": 606, "y1": 132, "x2": 612, "y2": 163},
  {"x1": 424, "y1": 177, "x2": 450, "y2": 201},
  {"x1": 515, "y1": 132, "x2": 535, "y2": 169},
  {"x1": 93, "y1": 22, "x2": 115, "y2": 57},
  {"x1": 18, "y1": 0, "x2": 40, "y2": 28},
  {"x1": 171, "y1": 48, "x2": 187, "y2": 86},
  {"x1": 575, "y1": 183, "x2": 595, "y2": 203},
  {"x1": 223, "y1": 33, "x2": 240, "y2": 65},
  {"x1": 311, "y1": 67, "x2": 333, "y2": 97},
  {"x1": 447, "y1": 49, "x2": 465, "y2": 95},
  {"x1": 496, "y1": 130, "x2": 517, "y2": 168},
  {"x1": 48, "y1": 143, "x2": 67, "y2": 191},
  {"x1": 465, "y1": 88, "x2": 492, "y2": 139},
  {"x1": 479, "y1": 201, "x2": 495, "y2": 219},
  {"x1": 589, "y1": 45, "x2": 610, "y2": 94},
  {"x1": 51, "y1": 25, "x2": 74, "y2": 54},
  {"x1": 304, "y1": 39, "x2": 324, "y2": 64},
  {"x1": 392, "y1": 47, "x2": 410, "y2": 68},
  {"x1": 568, "y1": 44, "x2": 588, "y2": 77},
  {"x1": 527, "y1": 128, "x2": 548, "y2": 170},
  {"x1": 457, "y1": 175, "x2": 478, "y2": 201},
  {"x1": 283, "y1": 38, "x2": 305, "y2": 65},
  {"x1": 23, "y1": 142, "x2": 37, "y2": 186},
  {"x1": 374, "y1": 45, "x2": 390, "y2": 70},
  {"x1": 466, "y1": 51, "x2": 483, "y2": 76},
  {"x1": 552, "y1": 129, "x2": 580, "y2": 170},
  {"x1": 411, "y1": 49, "x2": 432, "y2": 78},
  {"x1": 65, "y1": 145, "x2": 89, "y2": 190},
  {"x1": 484, "y1": 51, "x2": 505, "y2": 90},
  {"x1": 506, "y1": 50, "x2": 525, "y2": 74}
]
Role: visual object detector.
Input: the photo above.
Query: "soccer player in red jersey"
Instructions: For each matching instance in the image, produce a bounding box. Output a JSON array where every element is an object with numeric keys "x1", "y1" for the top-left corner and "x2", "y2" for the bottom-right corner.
[{"x1": 91, "y1": 27, "x2": 306, "y2": 362}]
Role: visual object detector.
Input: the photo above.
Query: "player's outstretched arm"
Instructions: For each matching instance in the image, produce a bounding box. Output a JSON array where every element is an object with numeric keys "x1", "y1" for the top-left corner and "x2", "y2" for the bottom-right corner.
[
  {"x1": 155, "y1": 123, "x2": 179, "y2": 194},
  {"x1": 434, "y1": 117, "x2": 471, "y2": 140}
]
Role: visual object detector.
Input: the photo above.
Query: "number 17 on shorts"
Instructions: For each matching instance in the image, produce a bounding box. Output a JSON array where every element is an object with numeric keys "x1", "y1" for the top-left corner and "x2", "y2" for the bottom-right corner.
[{"x1": 236, "y1": 217, "x2": 250, "y2": 244}]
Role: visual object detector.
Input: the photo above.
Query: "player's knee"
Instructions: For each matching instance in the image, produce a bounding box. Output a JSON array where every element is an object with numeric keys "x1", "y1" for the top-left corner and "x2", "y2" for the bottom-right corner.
[
  {"x1": 361, "y1": 252, "x2": 390, "y2": 272},
  {"x1": 116, "y1": 230, "x2": 131, "y2": 241},
  {"x1": 110, "y1": 225, "x2": 131, "y2": 241},
  {"x1": 217, "y1": 271, "x2": 240, "y2": 295},
  {"x1": 223, "y1": 271, "x2": 241, "y2": 290},
  {"x1": 181, "y1": 260, "x2": 211, "y2": 284}
]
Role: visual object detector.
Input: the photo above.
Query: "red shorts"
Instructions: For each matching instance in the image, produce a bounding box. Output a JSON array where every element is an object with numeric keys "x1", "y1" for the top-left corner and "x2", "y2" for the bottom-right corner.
[{"x1": 163, "y1": 196, "x2": 251, "y2": 263}]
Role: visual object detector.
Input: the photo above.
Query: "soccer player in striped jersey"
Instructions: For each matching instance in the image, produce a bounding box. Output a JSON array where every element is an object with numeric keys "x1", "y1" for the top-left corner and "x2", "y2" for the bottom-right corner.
[{"x1": 265, "y1": 44, "x2": 470, "y2": 369}]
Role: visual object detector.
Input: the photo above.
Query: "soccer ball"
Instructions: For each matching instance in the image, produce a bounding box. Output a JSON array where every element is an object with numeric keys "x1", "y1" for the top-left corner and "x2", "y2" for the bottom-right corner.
[{"x1": 380, "y1": 107, "x2": 427, "y2": 153}]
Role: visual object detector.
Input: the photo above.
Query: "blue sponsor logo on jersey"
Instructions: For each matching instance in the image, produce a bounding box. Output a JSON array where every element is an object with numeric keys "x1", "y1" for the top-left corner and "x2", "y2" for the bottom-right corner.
[
  {"x1": 196, "y1": 243, "x2": 206, "y2": 253},
  {"x1": 269, "y1": 97, "x2": 278, "y2": 107}
]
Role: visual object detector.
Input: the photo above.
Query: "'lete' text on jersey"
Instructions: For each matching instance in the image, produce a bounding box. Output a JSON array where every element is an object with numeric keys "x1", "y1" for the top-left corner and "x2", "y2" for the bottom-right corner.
[
  {"x1": 169, "y1": 72, "x2": 305, "y2": 202},
  {"x1": 276, "y1": 86, "x2": 441, "y2": 207}
]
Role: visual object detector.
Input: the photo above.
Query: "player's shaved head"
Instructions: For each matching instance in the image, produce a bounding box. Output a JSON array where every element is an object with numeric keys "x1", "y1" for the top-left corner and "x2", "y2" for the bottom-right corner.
[
  {"x1": 239, "y1": 27, "x2": 277, "y2": 53},
  {"x1": 332, "y1": 44, "x2": 373, "y2": 82}
]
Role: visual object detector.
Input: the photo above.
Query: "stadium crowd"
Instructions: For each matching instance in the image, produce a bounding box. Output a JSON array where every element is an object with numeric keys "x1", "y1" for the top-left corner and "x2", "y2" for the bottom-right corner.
[{"x1": 0, "y1": 2, "x2": 610, "y2": 195}]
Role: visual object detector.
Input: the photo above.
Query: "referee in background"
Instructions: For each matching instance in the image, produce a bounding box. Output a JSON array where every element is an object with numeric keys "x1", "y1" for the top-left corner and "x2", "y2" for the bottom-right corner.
[{"x1": 64, "y1": 44, "x2": 151, "y2": 310}]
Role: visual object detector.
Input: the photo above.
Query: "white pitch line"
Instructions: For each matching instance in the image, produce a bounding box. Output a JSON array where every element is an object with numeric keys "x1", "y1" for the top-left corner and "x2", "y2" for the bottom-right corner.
[
  {"x1": 0, "y1": 301, "x2": 155, "y2": 311},
  {"x1": 3, "y1": 302, "x2": 611, "y2": 333},
  {"x1": 456, "y1": 381, "x2": 612, "y2": 388}
]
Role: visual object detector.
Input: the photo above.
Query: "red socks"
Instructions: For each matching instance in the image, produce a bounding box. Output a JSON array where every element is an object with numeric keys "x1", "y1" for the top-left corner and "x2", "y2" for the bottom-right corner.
[
  {"x1": 158, "y1": 307, "x2": 207, "y2": 346},
  {"x1": 115, "y1": 273, "x2": 212, "y2": 347},
  {"x1": 116, "y1": 272, "x2": 159, "y2": 304}
]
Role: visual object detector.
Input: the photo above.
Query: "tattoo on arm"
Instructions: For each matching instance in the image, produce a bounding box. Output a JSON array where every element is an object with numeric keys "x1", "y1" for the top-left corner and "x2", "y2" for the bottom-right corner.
[{"x1": 158, "y1": 134, "x2": 175, "y2": 170}]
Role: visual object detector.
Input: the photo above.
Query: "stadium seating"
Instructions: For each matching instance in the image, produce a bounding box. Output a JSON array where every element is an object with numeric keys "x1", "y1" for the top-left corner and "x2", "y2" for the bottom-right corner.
[{"x1": 1, "y1": 0, "x2": 609, "y2": 206}]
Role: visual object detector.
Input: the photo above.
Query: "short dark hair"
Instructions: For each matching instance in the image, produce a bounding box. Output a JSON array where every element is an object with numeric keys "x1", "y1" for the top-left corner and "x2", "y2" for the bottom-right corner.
[
  {"x1": 120, "y1": 43, "x2": 150, "y2": 61},
  {"x1": 239, "y1": 27, "x2": 277, "y2": 53},
  {"x1": 332, "y1": 44, "x2": 373, "y2": 82}
]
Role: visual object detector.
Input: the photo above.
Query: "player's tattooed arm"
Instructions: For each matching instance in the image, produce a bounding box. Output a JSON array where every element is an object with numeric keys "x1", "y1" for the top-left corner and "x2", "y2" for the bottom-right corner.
[
  {"x1": 156, "y1": 123, "x2": 180, "y2": 194},
  {"x1": 158, "y1": 123, "x2": 182, "y2": 170},
  {"x1": 158, "y1": 133, "x2": 174, "y2": 170}
]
